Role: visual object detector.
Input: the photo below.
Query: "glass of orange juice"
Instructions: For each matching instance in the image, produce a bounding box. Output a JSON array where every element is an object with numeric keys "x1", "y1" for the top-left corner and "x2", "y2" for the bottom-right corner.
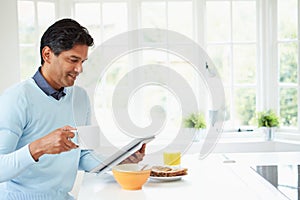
[{"x1": 163, "y1": 151, "x2": 181, "y2": 168}]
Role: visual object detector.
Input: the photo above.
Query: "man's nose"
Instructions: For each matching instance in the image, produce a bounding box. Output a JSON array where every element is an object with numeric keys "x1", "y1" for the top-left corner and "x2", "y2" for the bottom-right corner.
[{"x1": 75, "y1": 63, "x2": 83, "y2": 73}]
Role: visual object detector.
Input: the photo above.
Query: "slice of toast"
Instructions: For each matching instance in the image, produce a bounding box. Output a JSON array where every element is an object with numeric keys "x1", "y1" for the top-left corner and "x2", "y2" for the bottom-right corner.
[{"x1": 150, "y1": 166, "x2": 188, "y2": 177}]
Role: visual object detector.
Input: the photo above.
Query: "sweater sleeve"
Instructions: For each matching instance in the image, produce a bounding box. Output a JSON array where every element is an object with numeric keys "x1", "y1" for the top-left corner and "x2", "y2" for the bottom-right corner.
[
  {"x1": 78, "y1": 149, "x2": 103, "y2": 172},
  {"x1": 0, "y1": 132, "x2": 36, "y2": 182},
  {"x1": 0, "y1": 84, "x2": 36, "y2": 182}
]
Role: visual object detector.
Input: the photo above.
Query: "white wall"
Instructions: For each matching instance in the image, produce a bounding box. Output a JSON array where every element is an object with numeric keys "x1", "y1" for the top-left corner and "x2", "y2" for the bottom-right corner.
[{"x1": 0, "y1": 0, "x2": 20, "y2": 94}]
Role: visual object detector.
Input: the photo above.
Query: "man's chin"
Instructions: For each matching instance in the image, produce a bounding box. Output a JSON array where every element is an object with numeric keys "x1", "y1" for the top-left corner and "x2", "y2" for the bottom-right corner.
[
  {"x1": 64, "y1": 80, "x2": 75, "y2": 87},
  {"x1": 66, "y1": 77, "x2": 76, "y2": 86}
]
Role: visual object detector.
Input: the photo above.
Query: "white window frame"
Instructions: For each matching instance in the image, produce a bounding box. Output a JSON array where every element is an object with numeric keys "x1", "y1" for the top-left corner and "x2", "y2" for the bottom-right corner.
[
  {"x1": 17, "y1": 0, "x2": 300, "y2": 133},
  {"x1": 267, "y1": 0, "x2": 300, "y2": 133},
  {"x1": 18, "y1": 0, "x2": 57, "y2": 80},
  {"x1": 204, "y1": 0, "x2": 259, "y2": 130}
]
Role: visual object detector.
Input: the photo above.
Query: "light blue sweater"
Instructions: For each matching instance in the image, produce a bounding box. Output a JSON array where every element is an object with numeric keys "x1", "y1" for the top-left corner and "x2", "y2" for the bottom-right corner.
[{"x1": 0, "y1": 79, "x2": 101, "y2": 200}]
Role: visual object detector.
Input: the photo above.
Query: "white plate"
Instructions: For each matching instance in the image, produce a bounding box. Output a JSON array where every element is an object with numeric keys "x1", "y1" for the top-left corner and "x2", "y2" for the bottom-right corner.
[{"x1": 149, "y1": 175, "x2": 185, "y2": 182}]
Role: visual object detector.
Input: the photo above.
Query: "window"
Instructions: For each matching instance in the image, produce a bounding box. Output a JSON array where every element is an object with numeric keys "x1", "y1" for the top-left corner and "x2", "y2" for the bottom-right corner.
[
  {"x1": 17, "y1": 0, "x2": 300, "y2": 133},
  {"x1": 74, "y1": 1, "x2": 128, "y2": 46},
  {"x1": 18, "y1": 0, "x2": 56, "y2": 80},
  {"x1": 139, "y1": 1, "x2": 197, "y2": 133},
  {"x1": 277, "y1": 0, "x2": 298, "y2": 128},
  {"x1": 206, "y1": 0, "x2": 257, "y2": 129}
]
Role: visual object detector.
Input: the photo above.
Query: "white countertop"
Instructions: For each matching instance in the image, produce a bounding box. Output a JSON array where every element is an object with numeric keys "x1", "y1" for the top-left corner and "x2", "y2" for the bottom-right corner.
[{"x1": 77, "y1": 152, "x2": 294, "y2": 200}]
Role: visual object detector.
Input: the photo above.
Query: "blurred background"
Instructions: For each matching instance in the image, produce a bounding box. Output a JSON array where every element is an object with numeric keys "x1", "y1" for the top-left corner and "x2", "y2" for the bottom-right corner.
[{"x1": 1, "y1": 0, "x2": 299, "y2": 137}]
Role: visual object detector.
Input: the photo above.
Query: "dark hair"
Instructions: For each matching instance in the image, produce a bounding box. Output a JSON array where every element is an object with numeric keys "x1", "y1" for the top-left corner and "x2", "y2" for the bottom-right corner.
[{"x1": 40, "y1": 18, "x2": 94, "y2": 65}]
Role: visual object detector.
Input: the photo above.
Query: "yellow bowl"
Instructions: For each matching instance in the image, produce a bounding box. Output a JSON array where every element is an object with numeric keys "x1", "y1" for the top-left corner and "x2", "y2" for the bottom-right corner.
[{"x1": 112, "y1": 163, "x2": 151, "y2": 190}]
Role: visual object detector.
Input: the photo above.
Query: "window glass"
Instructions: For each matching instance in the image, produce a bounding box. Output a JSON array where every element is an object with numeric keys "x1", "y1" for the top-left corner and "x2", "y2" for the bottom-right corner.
[
  {"x1": 206, "y1": 45, "x2": 231, "y2": 84},
  {"x1": 141, "y1": 2, "x2": 166, "y2": 29},
  {"x1": 74, "y1": 3, "x2": 101, "y2": 25},
  {"x1": 206, "y1": 1, "x2": 230, "y2": 42},
  {"x1": 129, "y1": 85, "x2": 175, "y2": 127},
  {"x1": 277, "y1": 0, "x2": 299, "y2": 129},
  {"x1": 18, "y1": 1, "x2": 35, "y2": 44},
  {"x1": 20, "y1": 46, "x2": 37, "y2": 78},
  {"x1": 103, "y1": 3, "x2": 128, "y2": 41},
  {"x1": 222, "y1": 87, "x2": 232, "y2": 129},
  {"x1": 280, "y1": 88, "x2": 298, "y2": 127},
  {"x1": 18, "y1": 0, "x2": 55, "y2": 80},
  {"x1": 233, "y1": 44, "x2": 256, "y2": 84},
  {"x1": 18, "y1": 0, "x2": 300, "y2": 131},
  {"x1": 234, "y1": 88, "x2": 256, "y2": 126},
  {"x1": 74, "y1": 3, "x2": 101, "y2": 46},
  {"x1": 169, "y1": 52, "x2": 209, "y2": 121},
  {"x1": 169, "y1": 53, "x2": 198, "y2": 94},
  {"x1": 278, "y1": 43, "x2": 298, "y2": 83},
  {"x1": 232, "y1": 1, "x2": 256, "y2": 41},
  {"x1": 206, "y1": 0, "x2": 257, "y2": 128},
  {"x1": 37, "y1": 2, "x2": 55, "y2": 38},
  {"x1": 278, "y1": 0, "x2": 297, "y2": 40},
  {"x1": 168, "y1": 1, "x2": 193, "y2": 38},
  {"x1": 105, "y1": 54, "x2": 130, "y2": 87}
]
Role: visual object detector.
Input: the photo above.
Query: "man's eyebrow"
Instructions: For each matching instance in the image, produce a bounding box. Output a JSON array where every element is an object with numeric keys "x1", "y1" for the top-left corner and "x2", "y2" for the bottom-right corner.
[
  {"x1": 69, "y1": 55, "x2": 81, "y2": 60},
  {"x1": 69, "y1": 55, "x2": 88, "y2": 61}
]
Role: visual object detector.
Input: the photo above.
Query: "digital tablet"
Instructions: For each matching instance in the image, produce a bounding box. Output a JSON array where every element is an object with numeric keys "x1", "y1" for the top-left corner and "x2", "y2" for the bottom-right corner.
[{"x1": 89, "y1": 135, "x2": 155, "y2": 174}]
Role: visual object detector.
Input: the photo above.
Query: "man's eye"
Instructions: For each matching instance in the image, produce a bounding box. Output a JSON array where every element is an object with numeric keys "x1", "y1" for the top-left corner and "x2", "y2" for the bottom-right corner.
[{"x1": 70, "y1": 59, "x2": 79, "y2": 63}]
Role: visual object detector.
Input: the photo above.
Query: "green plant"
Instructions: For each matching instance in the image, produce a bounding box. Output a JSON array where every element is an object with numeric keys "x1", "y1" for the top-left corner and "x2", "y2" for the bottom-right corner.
[
  {"x1": 183, "y1": 113, "x2": 206, "y2": 129},
  {"x1": 257, "y1": 110, "x2": 280, "y2": 128}
]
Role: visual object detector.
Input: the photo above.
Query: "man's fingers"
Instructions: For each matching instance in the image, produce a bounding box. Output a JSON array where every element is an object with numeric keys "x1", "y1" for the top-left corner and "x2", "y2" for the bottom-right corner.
[
  {"x1": 61, "y1": 129, "x2": 78, "y2": 150},
  {"x1": 61, "y1": 125, "x2": 76, "y2": 131},
  {"x1": 60, "y1": 129, "x2": 76, "y2": 139},
  {"x1": 65, "y1": 139, "x2": 78, "y2": 150},
  {"x1": 135, "y1": 152, "x2": 144, "y2": 161},
  {"x1": 66, "y1": 131, "x2": 75, "y2": 138},
  {"x1": 139, "y1": 143, "x2": 146, "y2": 154},
  {"x1": 61, "y1": 126, "x2": 77, "y2": 135},
  {"x1": 130, "y1": 152, "x2": 143, "y2": 163}
]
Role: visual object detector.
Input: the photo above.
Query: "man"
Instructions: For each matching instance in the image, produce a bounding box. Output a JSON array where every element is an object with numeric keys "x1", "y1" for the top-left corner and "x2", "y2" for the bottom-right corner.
[{"x1": 0, "y1": 18, "x2": 144, "y2": 200}]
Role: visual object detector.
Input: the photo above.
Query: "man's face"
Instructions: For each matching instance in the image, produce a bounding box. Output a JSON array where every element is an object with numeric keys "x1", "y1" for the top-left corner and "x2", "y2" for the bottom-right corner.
[{"x1": 43, "y1": 44, "x2": 89, "y2": 90}]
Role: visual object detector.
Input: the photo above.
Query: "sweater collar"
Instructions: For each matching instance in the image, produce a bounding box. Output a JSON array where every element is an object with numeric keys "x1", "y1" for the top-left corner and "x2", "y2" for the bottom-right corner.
[{"x1": 32, "y1": 67, "x2": 66, "y2": 100}]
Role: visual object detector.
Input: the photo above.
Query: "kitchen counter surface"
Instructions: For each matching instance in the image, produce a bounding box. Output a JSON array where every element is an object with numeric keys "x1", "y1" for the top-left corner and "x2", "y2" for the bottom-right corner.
[{"x1": 77, "y1": 152, "x2": 293, "y2": 200}]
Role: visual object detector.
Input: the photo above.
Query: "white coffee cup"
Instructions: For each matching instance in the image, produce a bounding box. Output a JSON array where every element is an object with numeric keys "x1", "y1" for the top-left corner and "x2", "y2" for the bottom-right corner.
[{"x1": 74, "y1": 126, "x2": 100, "y2": 150}]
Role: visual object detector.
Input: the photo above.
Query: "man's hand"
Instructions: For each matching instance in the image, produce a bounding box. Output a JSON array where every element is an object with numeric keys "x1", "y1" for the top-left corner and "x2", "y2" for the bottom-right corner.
[
  {"x1": 29, "y1": 125, "x2": 78, "y2": 161},
  {"x1": 120, "y1": 143, "x2": 146, "y2": 164}
]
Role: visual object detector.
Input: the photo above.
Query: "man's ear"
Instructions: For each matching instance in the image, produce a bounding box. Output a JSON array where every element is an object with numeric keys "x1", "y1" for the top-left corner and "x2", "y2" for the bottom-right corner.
[{"x1": 42, "y1": 46, "x2": 53, "y2": 64}]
